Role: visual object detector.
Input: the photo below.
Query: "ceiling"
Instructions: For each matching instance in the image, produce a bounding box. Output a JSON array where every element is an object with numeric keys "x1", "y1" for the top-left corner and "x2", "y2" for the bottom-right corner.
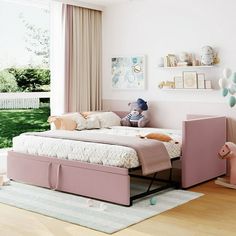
[
  {"x1": 74, "y1": 0, "x2": 129, "y2": 6},
  {"x1": 4, "y1": 0, "x2": 131, "y2": 8},
  {"x1": 4, "y1": 0, "x2": 49, "y2": 8}
]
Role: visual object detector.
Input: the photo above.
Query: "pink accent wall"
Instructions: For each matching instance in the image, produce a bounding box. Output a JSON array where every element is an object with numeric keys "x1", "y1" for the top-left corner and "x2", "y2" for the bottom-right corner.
[
  {"x1": 101, "y1": 0, "x2": 236, "y2": 145},
  {"x1": 103, "y1": 99, "x2": 236, "y2": 142}
]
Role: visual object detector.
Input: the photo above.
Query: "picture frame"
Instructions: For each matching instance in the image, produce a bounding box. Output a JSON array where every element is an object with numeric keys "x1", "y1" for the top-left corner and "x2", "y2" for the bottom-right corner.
[
  {"x1": 111, "y1": 55, "x2": 146, "y2": 90},
  {"x1": 168, "y1": 54, "x2": 177, "y2": 67},
  {"x1": 197, "y1": 73, "x2": 205, "y2": 89},
  {"x1": 183, "y1": 71, "x2": 197, "y2": 89},
  {"x1": 174, "y1": 76, "x2": 184, "y2": 89},
  {"x1": 205, "y1": 80, "x2": 212, "y2": 89}
]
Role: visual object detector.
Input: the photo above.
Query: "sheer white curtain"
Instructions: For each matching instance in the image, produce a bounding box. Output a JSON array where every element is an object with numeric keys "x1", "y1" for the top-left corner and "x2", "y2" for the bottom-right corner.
[
  {"x1": 50, "y1": 1, "x2": 65, "y2": 115},
  {"x1": 50, "y1": 1, "x2": 102, "y2": 115}
]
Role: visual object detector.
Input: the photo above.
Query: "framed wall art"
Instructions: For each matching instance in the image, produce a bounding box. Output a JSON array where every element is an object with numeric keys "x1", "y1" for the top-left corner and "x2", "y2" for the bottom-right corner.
[
  {"x1": 174, "y1": 76, "x2": 184, "y2": 89},
  {"x1": 111, "y1": 55, "x2": 146, "y2": 89},
  {"x1": 197, "y1": 73, "x2": 205, "y2": 89},
  {"x1": 183, "y1": 71, "x2": 197, "y2": 89},
  {"x1": 205, "y1": 80, "x2": 212, "y2": 89}
]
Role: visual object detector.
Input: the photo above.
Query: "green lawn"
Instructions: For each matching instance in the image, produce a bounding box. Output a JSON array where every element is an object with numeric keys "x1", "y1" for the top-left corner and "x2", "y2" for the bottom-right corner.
[{"x1": 0, "y1": 105, "x2": 50, "y2": 148}]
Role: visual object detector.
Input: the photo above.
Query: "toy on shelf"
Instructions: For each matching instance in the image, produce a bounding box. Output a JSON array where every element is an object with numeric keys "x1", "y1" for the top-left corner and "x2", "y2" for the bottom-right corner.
[
  {"x1": 160, "y1": 46, "x2": 219, "y2": 68},
  {"x1": 215, "y1": 142, "x2": 236, "y2": 189},
  {"x1": 200, "y1": 46, "x2": 214, "y2": 65},
  {"x1": 158, "y1": 81, "x2": 175, "y2": 89}
]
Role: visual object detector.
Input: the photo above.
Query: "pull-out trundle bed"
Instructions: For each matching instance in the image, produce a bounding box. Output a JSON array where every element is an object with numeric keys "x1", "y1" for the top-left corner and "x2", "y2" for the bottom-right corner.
[{"x1": 7, "y1": 115, "x2": 226, "y2": 206}]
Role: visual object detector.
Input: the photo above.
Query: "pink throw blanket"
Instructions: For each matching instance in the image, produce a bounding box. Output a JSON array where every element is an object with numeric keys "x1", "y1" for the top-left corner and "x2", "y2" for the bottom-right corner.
[{"x1": 26, "y1": 130, "x2": 172, "y2": 175}]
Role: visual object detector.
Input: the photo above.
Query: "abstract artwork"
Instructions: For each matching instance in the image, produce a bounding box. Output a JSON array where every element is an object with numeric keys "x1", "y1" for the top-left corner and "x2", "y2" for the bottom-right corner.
[{"x1": 111, "y1": 55, "x2": 145, "y2": 89}]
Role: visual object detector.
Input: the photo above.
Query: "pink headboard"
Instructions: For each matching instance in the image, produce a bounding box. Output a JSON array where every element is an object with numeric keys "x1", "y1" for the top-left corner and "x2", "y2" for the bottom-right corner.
[{"x1": 113, "y1": 111, "x2": 128, "y2": 119}]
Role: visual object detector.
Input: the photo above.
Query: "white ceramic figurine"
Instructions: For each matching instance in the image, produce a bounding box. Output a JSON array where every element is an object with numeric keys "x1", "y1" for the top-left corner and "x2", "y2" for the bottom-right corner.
[{"x1": 200, "y1": 46, "x2": 214, "y2": 65}]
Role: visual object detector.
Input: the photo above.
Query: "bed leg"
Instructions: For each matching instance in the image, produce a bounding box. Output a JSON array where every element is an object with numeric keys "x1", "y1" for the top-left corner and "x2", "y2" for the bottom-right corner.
[
  {"x1": 169, "y1": 168, "x2": 173, "y2": 181},
  {"x1": 129, "y1": 199, "x2": 133, "y2": 207},
  {"x1": 147, "y1": 172, "x2": 158, "y2": 192}
]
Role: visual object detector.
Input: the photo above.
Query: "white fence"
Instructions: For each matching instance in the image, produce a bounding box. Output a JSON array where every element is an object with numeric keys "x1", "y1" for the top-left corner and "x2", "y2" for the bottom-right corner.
[{"x1": 0, "y1": 92, "x2": 50, "y2": 109}]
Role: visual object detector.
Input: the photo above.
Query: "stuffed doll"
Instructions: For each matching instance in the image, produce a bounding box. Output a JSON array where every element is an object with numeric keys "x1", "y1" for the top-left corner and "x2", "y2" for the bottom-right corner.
[{"x1": 121, "y1": 98, "x2": 149, "y2": 127}]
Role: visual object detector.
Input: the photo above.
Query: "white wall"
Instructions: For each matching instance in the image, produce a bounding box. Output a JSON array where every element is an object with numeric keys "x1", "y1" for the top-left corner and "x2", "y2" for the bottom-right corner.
[{"x1": 102, "y1": 0, "x2": 236, "y2": 103}]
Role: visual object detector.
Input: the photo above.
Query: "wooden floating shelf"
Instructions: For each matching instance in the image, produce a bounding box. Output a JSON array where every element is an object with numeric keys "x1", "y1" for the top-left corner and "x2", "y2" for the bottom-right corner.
[
  {"x1": 159, "y1": 66, "x2": 215, "y2": 69},
  {"x1": 160, "y1": 89, "x2": 214, "y2": 91}
]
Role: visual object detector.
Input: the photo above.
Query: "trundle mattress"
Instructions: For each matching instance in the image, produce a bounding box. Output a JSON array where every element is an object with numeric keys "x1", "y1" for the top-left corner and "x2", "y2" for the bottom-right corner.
[{"x1": 13, "y1": 127, "x2": 182, "y2": 169}]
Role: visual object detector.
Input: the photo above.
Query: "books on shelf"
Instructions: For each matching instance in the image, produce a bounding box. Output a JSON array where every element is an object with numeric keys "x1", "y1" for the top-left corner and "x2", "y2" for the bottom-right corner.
[
  {"x1": 164, "y1": 54, "x2": 178, "y2": 67},
  {"x1": 177, "y1": 62, "x2": 188, "y2": 67},
  {"x1": 164, "y1": 56, "x2": 170, "y2": 67}
]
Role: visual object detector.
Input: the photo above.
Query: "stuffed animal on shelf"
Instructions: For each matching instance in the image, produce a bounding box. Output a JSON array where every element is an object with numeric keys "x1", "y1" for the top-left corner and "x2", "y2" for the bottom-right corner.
[
  {"x1": 121, "y1": 98, "x2": 149, "y2": 128},
  {"x1": 216, "y1": 142, "x2": 236, "y2": 188}
]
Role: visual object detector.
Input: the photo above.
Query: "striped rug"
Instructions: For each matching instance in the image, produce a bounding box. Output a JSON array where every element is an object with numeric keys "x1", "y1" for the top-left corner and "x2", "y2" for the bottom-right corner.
[{"x1": 0, "y1": 182, "x2": 203, "y2": 234}]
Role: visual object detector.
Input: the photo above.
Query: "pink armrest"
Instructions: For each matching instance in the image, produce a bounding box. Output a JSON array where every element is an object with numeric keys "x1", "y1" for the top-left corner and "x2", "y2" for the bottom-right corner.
[{"x1": 182, "y1": 116, "x2": 226, "y2": 188}]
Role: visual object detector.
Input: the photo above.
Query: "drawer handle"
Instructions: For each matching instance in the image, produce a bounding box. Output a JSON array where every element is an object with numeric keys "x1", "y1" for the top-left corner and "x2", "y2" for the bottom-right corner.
[{"x1": 47, "y1": 162, "x2": 52, "y2": 189}]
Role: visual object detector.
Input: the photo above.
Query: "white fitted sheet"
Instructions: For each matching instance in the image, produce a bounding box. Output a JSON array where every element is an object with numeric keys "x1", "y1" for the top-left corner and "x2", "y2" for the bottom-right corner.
[{"x1": 13, "y1": 127, "x2": 182, "y2": 169}]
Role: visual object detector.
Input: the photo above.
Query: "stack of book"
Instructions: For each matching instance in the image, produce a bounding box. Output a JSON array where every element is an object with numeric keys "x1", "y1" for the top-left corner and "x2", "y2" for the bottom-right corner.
[
  {"x1": 164, "y1": 54, "x2": 177, "y2": 67},
  {"x1": 177, "y1": 62, "x2": 188, "y2": 67}
]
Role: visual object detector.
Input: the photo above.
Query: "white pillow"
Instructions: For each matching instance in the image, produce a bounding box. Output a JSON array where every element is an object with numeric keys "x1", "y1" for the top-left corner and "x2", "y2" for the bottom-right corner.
[
  {"x1": 58, "y1": 112, "x2": 102, "y2": 130},
  {"x1": 88, "y1": 112, "x2": 121, "y2": 128},
  {"x1": 60, "y1": 113, "x2": 87, "y2": 130},
  {"x1": 86, "y1": 116, "x2": 100, "y2": 129}
]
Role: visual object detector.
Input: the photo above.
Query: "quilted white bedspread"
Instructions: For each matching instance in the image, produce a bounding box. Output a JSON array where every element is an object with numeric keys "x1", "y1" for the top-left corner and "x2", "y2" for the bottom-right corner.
[{"x1": 13, "y1": 127, "x2": 182, "y2": 169}]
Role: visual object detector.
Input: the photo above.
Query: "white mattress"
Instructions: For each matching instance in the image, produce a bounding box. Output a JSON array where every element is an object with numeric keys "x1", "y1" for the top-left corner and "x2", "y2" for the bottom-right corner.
[{"x1": 13, "y1": 127, "x2": 182, "y2": 169}]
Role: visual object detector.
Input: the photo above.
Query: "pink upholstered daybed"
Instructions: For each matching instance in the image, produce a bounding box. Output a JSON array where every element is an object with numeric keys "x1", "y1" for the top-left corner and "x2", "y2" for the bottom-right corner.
[{"x1": 7, "y1": 113, "x2": 226, "y2": 206}]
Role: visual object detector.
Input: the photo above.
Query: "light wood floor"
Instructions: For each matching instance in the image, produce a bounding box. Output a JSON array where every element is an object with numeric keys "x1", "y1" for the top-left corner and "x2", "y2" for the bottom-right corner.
[{"x1": 0, "y1": 180, "x2": 236, "y2": 236}]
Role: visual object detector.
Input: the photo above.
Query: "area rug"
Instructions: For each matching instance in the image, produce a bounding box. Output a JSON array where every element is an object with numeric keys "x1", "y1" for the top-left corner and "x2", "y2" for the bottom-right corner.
[
  {"x1": 0, "y1": 182, "x2": 203, "y2": 234},
  {"x1": 0, "y1": 148, "x2": 8, "y2": 174}
]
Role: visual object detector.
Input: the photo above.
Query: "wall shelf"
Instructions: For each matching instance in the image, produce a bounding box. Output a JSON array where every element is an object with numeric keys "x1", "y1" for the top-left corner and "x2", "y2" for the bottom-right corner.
[
  {"x1": 160, "y1": 88, "x2": 214, "y2": 91},
  {"x1": 158, "y1": 65, "x2": 216, "y2": 69}
]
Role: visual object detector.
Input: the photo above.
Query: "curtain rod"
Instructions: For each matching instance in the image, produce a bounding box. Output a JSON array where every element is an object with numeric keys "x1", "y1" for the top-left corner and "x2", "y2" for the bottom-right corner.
[{"x1": 53, "y1": 0, "x2": 104, "y2": 11}]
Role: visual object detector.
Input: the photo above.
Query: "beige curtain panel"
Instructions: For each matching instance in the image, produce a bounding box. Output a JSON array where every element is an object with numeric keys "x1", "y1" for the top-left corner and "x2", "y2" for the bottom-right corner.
[{"x1": 64, "y1": 5, "x2": 102, "y2": 112}]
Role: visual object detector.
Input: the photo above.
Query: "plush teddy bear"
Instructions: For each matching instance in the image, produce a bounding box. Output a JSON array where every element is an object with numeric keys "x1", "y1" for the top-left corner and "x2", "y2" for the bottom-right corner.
[{"x1": 121, "y1": 98, "x2": 149, "y2": 127}]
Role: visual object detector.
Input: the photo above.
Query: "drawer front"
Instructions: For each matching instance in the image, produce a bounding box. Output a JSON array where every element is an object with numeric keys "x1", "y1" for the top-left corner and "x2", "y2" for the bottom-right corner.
[
  {"x1": 7, "y1": 152, "x2": 130, "y2": 205},
  {"x1": 56, "y1": 165, "x2": 130, "y2": 205},
  {"x1": 7, "y1": 155, "x2": 50, "y2": 188}
]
